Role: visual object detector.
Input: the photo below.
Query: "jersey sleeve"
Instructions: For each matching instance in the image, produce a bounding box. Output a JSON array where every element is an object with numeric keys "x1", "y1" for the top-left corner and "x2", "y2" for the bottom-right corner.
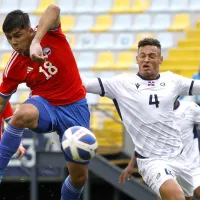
[
  {"x1": 0, "y1": 71, "x2": 21, "y2": 98},
  {"x1": 48, "y1": 24, "x2": 66, "y2": 40},
  {"x1": 0, "y1": 52, "x2": 22, "y2": 98},
  {"x1": 99, "y1": 74, "x2": 126, "y2": 99},
  {"x1": 2, "y1": 101, "x2": 13, "y2": 121},
  {"x1": 172, "y1": 73, "x2": 194, "y2": 96}
]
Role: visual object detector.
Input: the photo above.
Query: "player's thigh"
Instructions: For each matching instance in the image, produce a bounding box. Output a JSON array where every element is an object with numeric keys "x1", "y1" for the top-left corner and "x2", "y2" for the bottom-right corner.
[
  {"x1": 67, "y1": 161, "x2": 88, "y2": 185},
  {"x1": 159, "y1": 179, "x2": 185, "y2": 200},
  {"x1": 56, "y1": 98, "x2": 90, "y2": 136},
  {"x1": 10, "y1": 103, "x2": 39, "y2": 128},
  {"x1": 137, "y1": 158, "x2": 184, "y2": 199},
  {"x1": 22, "y1": 97, "x2": 56, "y2": 133},
  {"x1": 175, "y1": 164, "x2": 194, "y2": 198}
]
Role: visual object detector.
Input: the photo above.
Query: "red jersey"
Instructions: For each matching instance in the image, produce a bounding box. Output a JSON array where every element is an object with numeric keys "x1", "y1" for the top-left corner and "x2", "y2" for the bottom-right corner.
[
  {"x1": 0, "y1": 101, "x2": 13, "y2": 140},
  {"x1": 0, "y1": 25, "x2": 86, "y2": 106}
]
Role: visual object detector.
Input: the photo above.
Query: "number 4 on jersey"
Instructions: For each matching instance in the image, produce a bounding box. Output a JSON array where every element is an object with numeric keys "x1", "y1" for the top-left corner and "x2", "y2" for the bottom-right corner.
[{"x1": 149, "y1": 94, "x2": 159, "y2": 108}]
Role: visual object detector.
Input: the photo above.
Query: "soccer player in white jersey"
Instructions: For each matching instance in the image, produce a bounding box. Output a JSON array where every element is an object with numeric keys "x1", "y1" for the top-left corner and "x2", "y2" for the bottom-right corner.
[
  {"x1": 119, "y1": 99, "x2": 200, "y2": 199},
  {"x1": 81, "y1": 38, "x2": 200, "y2": 200},
  {"x1": 173, "y1": 100, "x2": 200, "y2": 199}
]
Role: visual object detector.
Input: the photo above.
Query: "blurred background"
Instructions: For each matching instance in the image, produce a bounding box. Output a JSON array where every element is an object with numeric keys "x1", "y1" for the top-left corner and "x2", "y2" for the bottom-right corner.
[{"x1": 0, "y1": 0, "x2": 200, "y2": 199}]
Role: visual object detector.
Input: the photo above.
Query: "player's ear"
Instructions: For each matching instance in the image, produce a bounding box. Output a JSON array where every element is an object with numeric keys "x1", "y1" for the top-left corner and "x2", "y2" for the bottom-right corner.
[
  {"x1": 159, "y1": 56, "x2": 163, "y2": 64},
  {"x1": 136, "y1": 55, "x2": 139, "y2": 64},
  {"x1": 29, "y1": 27, "x2": 34, "y2": 33}
]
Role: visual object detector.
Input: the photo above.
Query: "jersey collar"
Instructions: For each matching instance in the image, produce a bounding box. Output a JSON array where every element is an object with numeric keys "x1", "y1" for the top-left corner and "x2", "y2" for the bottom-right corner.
[{"x1": 137, "y1": 72, "x2": 160, "y2": 80}]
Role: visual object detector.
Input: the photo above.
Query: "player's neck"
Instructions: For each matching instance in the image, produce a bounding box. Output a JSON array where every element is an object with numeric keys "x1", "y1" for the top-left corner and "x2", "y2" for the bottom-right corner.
[{"x1": 137, "y1": 72, "x2": 160, "y2": 80}]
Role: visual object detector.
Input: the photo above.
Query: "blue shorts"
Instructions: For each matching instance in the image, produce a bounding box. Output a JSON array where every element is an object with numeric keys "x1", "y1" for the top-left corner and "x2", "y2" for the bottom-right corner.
[{"x1": 23, "y1": 96, "x2": 90, "y2": 165}]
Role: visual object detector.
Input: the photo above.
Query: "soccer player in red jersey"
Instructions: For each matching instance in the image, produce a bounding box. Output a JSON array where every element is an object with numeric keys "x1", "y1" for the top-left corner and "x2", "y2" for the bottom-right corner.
[
  {"x1": 0, "y1": 101, "x2": 26, "y2": 159},
  {"x1": 0, "y1": 4, "x2": 90, "y2": 200}
]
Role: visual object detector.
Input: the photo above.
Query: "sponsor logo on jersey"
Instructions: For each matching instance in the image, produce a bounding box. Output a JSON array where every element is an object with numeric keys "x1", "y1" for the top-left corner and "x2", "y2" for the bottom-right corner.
[
  {"x1": 156, "y1": 173, "x2": 161, "y2": 180},
  {"x1": 43, "y1": 47, "x2": 51, "y2": 56},
  {"x1": 27, "y1": 66, "x2": 33, "y2": 74},
  {"x1": 135, "y1": 83, "x2": 140, "y2": 89},
  {"x1": 147, "y1": 81, "x2": 155, "y2": 86}
]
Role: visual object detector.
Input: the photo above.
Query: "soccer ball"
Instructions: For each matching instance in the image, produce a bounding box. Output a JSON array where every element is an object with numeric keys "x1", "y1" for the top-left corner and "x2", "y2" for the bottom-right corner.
[{"x1": 61, "y1": 126, "x2": 98, "y2": 162}]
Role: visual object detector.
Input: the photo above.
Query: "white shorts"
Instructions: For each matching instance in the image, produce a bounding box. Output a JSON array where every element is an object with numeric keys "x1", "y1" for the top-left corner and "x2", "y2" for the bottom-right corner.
[
  {"x1": 192, "y1": 166, "x2": 200, "y2": 190},
  {"x1": 136, "y1": 154, "x2": 194, "y2": 198}
]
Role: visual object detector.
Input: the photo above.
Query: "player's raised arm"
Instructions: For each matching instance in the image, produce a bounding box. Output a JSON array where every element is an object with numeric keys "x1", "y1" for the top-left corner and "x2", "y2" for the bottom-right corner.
[
  {"x1": 0, "y1": 96, "x2": 9, "y2": 115},
  {"x1": 30, "y1": 4, "x2": 60, "y2": 62},
  {"x1": 81, "y1": 74, "x2": 102, "y2": 95}
]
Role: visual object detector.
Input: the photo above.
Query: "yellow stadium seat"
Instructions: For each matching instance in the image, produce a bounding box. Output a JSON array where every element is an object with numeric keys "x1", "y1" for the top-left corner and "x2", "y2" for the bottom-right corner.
[
  {"x1": 168, "y1": 14, "x2": 190, "y2": 31},
  {"x1": 90, "y1": 113, "x2": 99, "y2": 130},
  {"x1": 0, "y1": 52, "x2": 11, "y2": 70},
  {"x1": 61, "y1": 15, "x2": 75, "y2": 32},
  {"x1": 103, "y1": 119, "x2": 123, "y2": 132},
  {"x1": 178, "y1": 39, "x2": 200, "y2": 48},
  {"x1": 186, "y1": 29, "x2": 200, "y2": 40},
  {"x1": 65, "y1": 34, "x2": 76, "y2": 48},
  {"x1": 130, "y1": 0, "x2": 150, "y2": 13},
  {"x1": 20, "y1": 91, "x2": 30, "y2": 103},
  {"x1": 196, "y1": 21, "x2": 200, "y2": 29},
  {"x1": 162, "y1": 59, "x2": 200, "y2": 68},
  {"x1": 113, "y1": 110, "x2": 121, "y2": 120},
  {"x1": 130, "y1": 32, "x2": 153, "y2": 50},
  {"x1": 98, "y1": 97, "x2": 115, "y2": 111},
  {"x1": 114, "y1": 51, "x2": 135, "y2": 70},
  {"x1": 161, "y1": 63, "x2": 198, "y2": 78},
  {"x1": 169, "y1": 48, "x2": 200, "y2": 59},
  {"x1": 92, "y1": 52, "x2": 115, "y2": 70},
  {"x1": 90, "y1": 15, "x2": 112, "y2": 32},
  {"x1": 109, "y1": 0, "x2": 131, "y2": 13},
  {"x1": 33, "y1": 0, "x2": 55, "y2": 14}
]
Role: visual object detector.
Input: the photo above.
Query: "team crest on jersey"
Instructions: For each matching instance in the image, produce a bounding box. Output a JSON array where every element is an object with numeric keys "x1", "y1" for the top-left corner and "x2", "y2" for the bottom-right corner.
[
  {"x1": 147, "y1": 81, "x2": 155, "y2": 86},
  {"x1": 27, "y1": 66, "x2": 33, "y2": 74},
  {"x1": 43, "y1": 47, "x2": 51, "y2": 56}
]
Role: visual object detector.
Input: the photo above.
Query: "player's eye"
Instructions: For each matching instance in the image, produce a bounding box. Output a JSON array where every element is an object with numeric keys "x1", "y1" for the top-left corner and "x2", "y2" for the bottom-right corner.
[
  {"x1": 6, "y1": 36, "x2": 11, "y2": 40},
  {"x1": 139, "y1": 54, "x2": 146, "y2": 59},
  {"x1": 149, "y1": 54, "x2": 156, "y2": 59},
  {"x1": 14, "y1": 35, "x2": 21, "y2": 38}
]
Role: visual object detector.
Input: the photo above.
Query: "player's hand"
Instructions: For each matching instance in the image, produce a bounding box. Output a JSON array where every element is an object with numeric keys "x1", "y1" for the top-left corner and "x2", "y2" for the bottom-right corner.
[
  {"x1": 17, "y1": 144, "x2": 26, "y2": 159},
  {"x1": 30, "y1": 38, "x2": 48, "y2": 63},
  {"x1": 118, "y1": 165, "x2": 134, "y2": 184}
]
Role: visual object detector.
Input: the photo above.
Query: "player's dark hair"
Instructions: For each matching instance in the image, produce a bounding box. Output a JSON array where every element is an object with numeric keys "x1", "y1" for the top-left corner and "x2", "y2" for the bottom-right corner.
[
  {"x1": 2, "y1": 10, "x2": 30, "y2": 33},
  {"x1": 138, "y1": 38, "x2": 161, "y2": 50}
]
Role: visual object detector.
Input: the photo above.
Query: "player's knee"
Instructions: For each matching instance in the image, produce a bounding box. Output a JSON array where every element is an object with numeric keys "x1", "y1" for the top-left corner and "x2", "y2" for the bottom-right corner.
[
  {"x1": 160, "y1": 180, "x2": 185, "y2": 200},
  {"x1": 10, "y1": 104, "x2": 39, "y2": 128},
  {"x1": 194, "y1": 186, "x2": 200, "y2": 198},
  {"x1": 70, "y1": 173, "x2": 88, "y2": 187},
  {"x1": 161, "y1": 191, "x2": 185, "y2": 200}
]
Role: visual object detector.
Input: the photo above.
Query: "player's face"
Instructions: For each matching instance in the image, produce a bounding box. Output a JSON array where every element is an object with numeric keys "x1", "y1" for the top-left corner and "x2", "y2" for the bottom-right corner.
[
  {"x1": 5, "y1": 27, "x2": 34, "y2": 54},
  {"x1": 136, "y1": 45, "x2": 163, "y2": 80}
]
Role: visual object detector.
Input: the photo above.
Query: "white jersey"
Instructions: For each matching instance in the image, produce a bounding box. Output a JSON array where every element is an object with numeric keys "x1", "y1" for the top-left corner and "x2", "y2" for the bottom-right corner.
[
  {"x1": 173, "y1": 100, "x2": 200, "y2": 169},
  {"x1": 100, "y1": 71, "x2": 193, "y2": 158}
]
